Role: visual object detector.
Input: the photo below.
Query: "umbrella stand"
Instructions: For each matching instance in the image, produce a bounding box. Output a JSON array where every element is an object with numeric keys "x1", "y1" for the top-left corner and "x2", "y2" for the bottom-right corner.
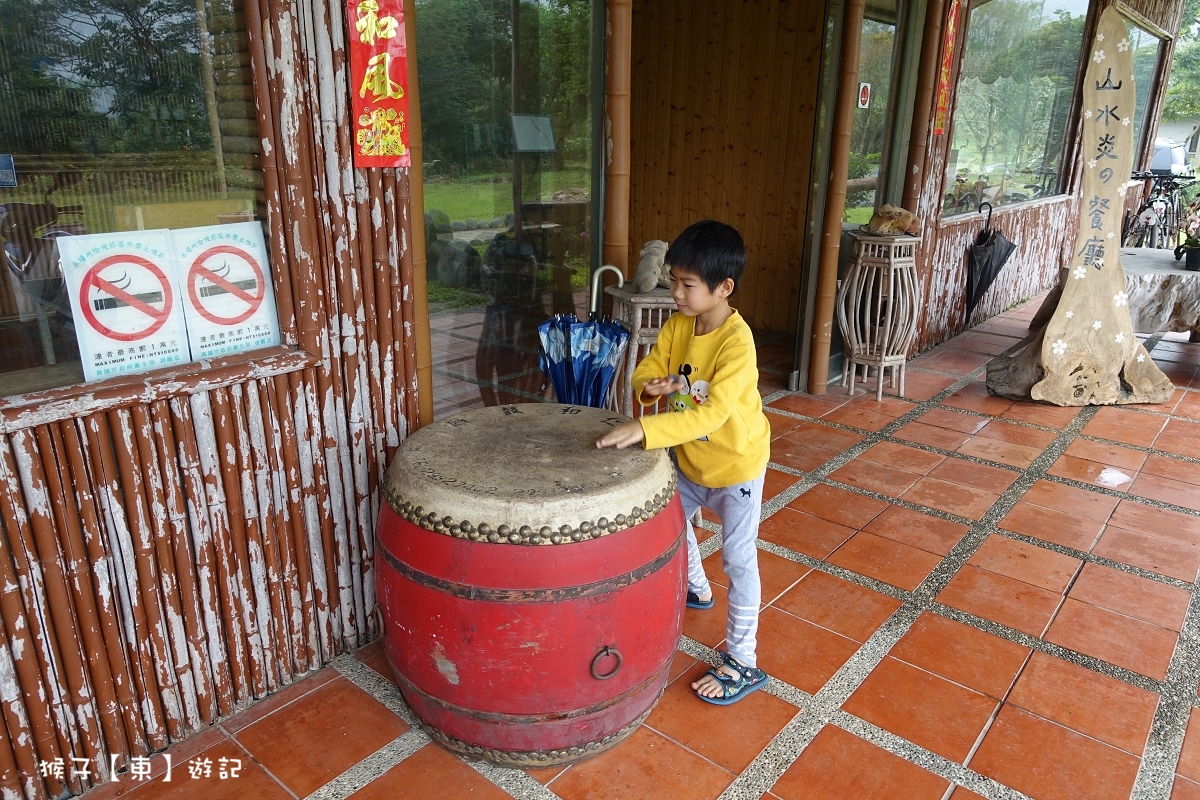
[{"x1": 967, "y1": 202, "x2": 1017, "y2": 319}]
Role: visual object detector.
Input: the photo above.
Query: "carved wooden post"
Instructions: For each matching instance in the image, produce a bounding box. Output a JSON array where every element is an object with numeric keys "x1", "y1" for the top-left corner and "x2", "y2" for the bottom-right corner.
[{"x1": 987, "y1": 7, "x2": 1173, "y2": 405}]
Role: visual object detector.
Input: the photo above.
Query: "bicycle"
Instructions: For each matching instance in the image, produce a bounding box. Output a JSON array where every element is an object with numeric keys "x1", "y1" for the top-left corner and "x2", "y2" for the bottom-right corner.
[{"x1": 1122, "y1": 172, "x2": 1197, "y2": 248}]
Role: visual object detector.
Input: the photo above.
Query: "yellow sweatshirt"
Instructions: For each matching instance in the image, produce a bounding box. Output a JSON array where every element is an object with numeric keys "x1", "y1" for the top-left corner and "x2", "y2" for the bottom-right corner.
[{"x1": 634, "y1": 309, "x2": 770, "y2": 488}]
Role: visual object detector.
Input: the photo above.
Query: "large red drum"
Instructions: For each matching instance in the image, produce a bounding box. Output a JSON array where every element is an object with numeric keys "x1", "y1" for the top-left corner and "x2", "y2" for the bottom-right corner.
[{"x1": 377, "y1": 404, "x2": 686, "y2": 767}]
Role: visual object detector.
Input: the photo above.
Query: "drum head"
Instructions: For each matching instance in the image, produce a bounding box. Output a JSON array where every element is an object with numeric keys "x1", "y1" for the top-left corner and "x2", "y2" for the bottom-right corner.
[{"x1": 384, "y1": 404, "x2": 676, "y2": 545}]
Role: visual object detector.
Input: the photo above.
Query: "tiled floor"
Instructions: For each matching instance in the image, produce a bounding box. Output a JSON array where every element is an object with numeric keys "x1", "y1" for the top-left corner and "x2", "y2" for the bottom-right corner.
[{"x1": 83, "y1": 297, "x2": 1200, "y2": 799}]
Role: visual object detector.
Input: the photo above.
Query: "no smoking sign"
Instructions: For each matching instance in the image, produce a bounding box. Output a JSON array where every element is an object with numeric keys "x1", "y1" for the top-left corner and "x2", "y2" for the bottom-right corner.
[
  {"x1": 80, "y1": 254, "x2": 174, "y2": 341},
  {"x1": 187, "y1": 245, "x2": 265, "y2": 325}
]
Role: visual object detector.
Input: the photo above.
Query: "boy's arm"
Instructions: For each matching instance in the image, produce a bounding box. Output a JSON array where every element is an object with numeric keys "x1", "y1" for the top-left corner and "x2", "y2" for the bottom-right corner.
[
  {"x1": 631, "y1": 318, "x2": 675, "y2": 405},
  {"x1": 639, "y1": 339, "x2": 755, "y2": 449}
]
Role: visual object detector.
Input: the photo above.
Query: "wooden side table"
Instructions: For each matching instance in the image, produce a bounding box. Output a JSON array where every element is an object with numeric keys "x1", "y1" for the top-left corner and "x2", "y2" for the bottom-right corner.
[
  {"x1": 604, "y1": 284, "x2": 677, "y2": 416},
  {"x1": 836, "y1": 232, "x2": 921, "y2": 400}
]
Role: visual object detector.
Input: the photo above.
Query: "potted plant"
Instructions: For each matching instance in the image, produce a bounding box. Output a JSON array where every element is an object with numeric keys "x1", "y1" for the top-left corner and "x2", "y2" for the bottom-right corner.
[{"x1": 1176, "y1": 198, "x2": 1200, "y2": 271}]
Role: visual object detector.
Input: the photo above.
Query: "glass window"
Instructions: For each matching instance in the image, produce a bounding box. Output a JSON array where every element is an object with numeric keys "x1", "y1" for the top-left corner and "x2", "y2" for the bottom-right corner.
[
  {"x1": 942, "y1": 0, "x2": 1088, "y2": 215},
  {"x1": 1125, "y1": 23, "x2": 1163, "y2": 159},
  {"x1": 846, "y1": 0, "x2": 900, "y2": 224},
  {"x1": 417, "y1": 0, "x2": 600, "y2": 418},
  {"x1": 0, "y1": 0, "x2": 276, "y2": 396}
]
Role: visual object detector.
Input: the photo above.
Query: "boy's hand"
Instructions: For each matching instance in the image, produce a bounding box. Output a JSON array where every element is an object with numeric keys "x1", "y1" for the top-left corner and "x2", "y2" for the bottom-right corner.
[
  {"x1": 595, "y1": 421, "x2": 645, "y2": 450},
  {"x1": 640, "y1": 376, "x2": 687, "y2": 398}
]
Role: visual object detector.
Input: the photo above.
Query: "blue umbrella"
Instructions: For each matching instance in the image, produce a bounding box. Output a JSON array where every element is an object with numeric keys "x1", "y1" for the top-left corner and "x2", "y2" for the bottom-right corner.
[{"x1": 537, "y1": 267, "x2": 630, "y2": 407}]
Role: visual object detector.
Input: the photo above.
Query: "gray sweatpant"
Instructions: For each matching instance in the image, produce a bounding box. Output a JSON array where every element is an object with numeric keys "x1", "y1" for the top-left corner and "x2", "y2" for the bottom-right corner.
[{"x1": 680, "y1": 469, "x2": 765, "y2": 668}]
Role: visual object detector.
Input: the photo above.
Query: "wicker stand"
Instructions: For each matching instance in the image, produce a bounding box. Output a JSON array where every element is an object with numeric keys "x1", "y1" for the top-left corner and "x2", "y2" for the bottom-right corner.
[
  {"x1": 836, "y1": 232, "x2": 921, "y2": 401},
  {"x1": 604, "y1": 284, "x2": 677, "y2": 416}
]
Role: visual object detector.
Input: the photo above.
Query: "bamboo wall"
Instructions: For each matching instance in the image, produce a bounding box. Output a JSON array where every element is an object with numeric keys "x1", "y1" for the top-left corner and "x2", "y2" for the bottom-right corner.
[
  {"x1": 627, "y1": 0, "x2": 827, "y2": 334},
  {"x1": 0, "y1": 0, "x2": 420, "y2": 795},
  {"x1": 911, "y1": 0, "x2": 1186, "y2": 350}
]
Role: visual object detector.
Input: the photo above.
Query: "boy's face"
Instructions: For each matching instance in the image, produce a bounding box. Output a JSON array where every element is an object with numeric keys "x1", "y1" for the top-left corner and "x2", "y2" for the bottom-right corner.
[{"x1": 668, "y1": 266, "x2": 734, "y2": 317}]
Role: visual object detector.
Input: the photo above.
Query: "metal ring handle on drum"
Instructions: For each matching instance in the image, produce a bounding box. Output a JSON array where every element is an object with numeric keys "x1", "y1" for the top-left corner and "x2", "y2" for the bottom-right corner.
[{"x1": 590, "y1": 646, "x2": 622, "y2": 680}]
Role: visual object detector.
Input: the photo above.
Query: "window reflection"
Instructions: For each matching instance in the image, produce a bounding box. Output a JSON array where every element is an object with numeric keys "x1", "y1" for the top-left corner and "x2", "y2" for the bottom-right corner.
[
  {"x1": 1125, "y1": 23, "x2": 1163, "y2": 158},
  {"x1": 846, "y1": 1, "x2": 899, "y2": 224},
  {"x1": 943, "y1": 0, "x2": 1087, "y2": 215},
  {"x1": 418, "y1": 0, "x2": 598, "y2": 418}
]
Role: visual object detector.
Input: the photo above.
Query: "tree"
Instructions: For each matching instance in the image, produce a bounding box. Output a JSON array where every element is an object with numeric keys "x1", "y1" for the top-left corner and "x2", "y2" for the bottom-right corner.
[{"x1": 1163, "y1": 0, "x2": 1200, "y2": 120}]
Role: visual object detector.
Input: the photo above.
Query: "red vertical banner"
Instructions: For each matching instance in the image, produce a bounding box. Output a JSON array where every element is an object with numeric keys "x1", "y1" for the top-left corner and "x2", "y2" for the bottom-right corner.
[
  {"x1": 932, "y1": 0, "x2": 961, "y2": 136},
  {"x1": 348, "y1": 0, "x2": 412, "y2": 167}
]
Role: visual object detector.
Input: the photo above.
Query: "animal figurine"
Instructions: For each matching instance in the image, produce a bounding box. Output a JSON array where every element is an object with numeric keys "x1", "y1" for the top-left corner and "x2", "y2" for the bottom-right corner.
[
  {"x1": 633, "y1": 239, "x2": 670, "y2": 292},
  {"x1": 863, "y1": 204, "x2": 921, "y2": 236}
]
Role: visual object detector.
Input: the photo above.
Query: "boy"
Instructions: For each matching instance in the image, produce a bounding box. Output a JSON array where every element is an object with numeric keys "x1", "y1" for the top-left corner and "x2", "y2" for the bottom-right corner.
[{"x1": 596, "y1": 220, "x2": 771, "y2": 705}]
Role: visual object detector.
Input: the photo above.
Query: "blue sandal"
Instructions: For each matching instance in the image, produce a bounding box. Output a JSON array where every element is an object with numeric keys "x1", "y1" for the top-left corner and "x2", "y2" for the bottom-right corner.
[
  {"x1": 695, "y1": 652, "x2": 768, "y2": 705},
  {"x1": 686, "y1": 591, "x2": 714, "y2": 610}
]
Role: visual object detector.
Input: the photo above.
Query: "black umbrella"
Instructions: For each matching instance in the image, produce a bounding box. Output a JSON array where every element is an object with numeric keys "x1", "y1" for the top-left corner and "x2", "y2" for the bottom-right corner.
[{"x1": 967, "y1": 202, "x2": 1017, "y2": 317}]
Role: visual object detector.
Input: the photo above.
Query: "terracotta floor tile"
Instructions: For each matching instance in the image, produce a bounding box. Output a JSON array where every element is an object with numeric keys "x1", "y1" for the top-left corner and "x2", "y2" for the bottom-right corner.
[
  {"x1": 894, "y1": 420, "x2": 973, "y2": 450},
  {"x1": 523, "y1": 765, "x2": 569, "y2": 785},
  {"x1": 846, "y1": 394, "x2": 917, "y2": 418},
  {"x1": 1069, "y1": 562, "x2": 1190, "y2": 631},
  {"x1": 966, "y1": 535, "x2": 1081, "y2": 593},
  {"x1": 234, "y1": 676, "x2": 408, "y2": 797},
  {"x1": 110, "y1": 739, "x2": 292, "y2": 800},
  {"x1": 1048, "y1": 454, "x2": 1136, "y2": 492},
  {"x1": 943, "y1": 382, "x2": 1014, "y2": 416},
  {"x1": 220, "y1": 668, "x2": 340, "y2": 734},
  {"x1": 1176, "y1": 392, "x2": 1200, "y2": 422},
  {"x1": 702, "y1": 548, "x2": 809, "y2": 604},
  {"x1": 1001, "y1": 402, "x2": 1081, "y2": 429},
  {"x1": 1007, "y1": 651, "x2": 1159, "y2": 756},
  {"x1": 862, "y1": 506, "x2": 969, "y2": 556},
  {"x1": 949, "y1": 788, "x2": 989, "y2": 800},
  {"x1": 769, "y1": 393, "x2": 847, "y2": 417},
  {"x1": 1083, "y1": 414, "x2": 1164, "y2": 449},
  {"x1": 899, "y1": 379, "x2": 950, "y2": 402},
  {"x1": 770, "y1": 437, "x2": 839, "y2": 472},
  {"x1": 842, "y1": 657, "x2": 998, "y2": 762},
  {"x1": 859, "y1": 441, "x2": 946, "y2": 474},
  {"x1": 929, "y1": 457, "x2": 1018, "y2": 493},
  {"x1": 1108, "y1": 499, "x2": 1200, "y2": 548},
  {"x1": 828, "y1": 458, "x2": 921, "y2": 498},
  {"x1": 1045, "y1": 598, "x2": 1178, "y2": 680},
  {"x1": 956, "y1": 436, "x2": 1043, "y2": 469},
  {"x1": 1131, "y1": 472, "x2": 1200, "y2": 512},
  {"x1": 683, "y1": 583, "x2": 730, "y2": 648},
  {"x1": 1093, "y1": 526, "x2": 1200, "y2": 582},
  {"x1": 1023, "y1": 479, "x2": 1120, "y2": 523},
  {"x1": 937, "y1": 565, "x2": 1063, "y2": 637},
  {"x1": 900, "y1": 477, "x2": 998, "y2": 520},
  {"x1": 969, "y1": 705, "x2": 1140, "y2": 800},
  {"x1": 949, "y1": 332, "x2": 1017, "y2": 355},
  {"x1": 917, "y1": 407, "x2": 990, "y2": 434},
  {"x1": 766, "y1": 410, "x2": 804, "y2": 440},
  {"x1": 890, "y1": 611, "x2": 1030, "y2": 700},
  {"x1": 774, "y1": 570, "x2": 901, "y2": 641},
  {"x1": 999, "y1": 502, "x2": 1104, "y2": 552},
  {"x1": 784, "y1": 421, "x2": 865, "y2": 451},
  {"x1": 361, "y1": 650, "x2": 399, "y2": 687},
  {"x1": 787, "y1": 484, "x2": 889, "y2": 529},
  {"x1": 647, "y1": 661, "x2": 797, "y2": 773},
  {"x1": 666, "y1": 650, "x2": 699, "y2": 685},
  {"x1": 1093, "y1": 405, "x2": 1170, "y2": 435},
  {"x1": 1141, "y1": 453, "x2": 1200, "y2": 487},
  {"x1": 826, "y1": 532, "x2": 941, "y2": 591},
  {"x1": 1139, "y1": 387, "x2": 1184, "y2": 416},
  {"x1": 1174, "y1": 776, "x2": 1200, "y2": 800},
  {"x1": 759, "y1": 508, "x2": 856, "y2": 560},
  {"x1": 763, "y1": 468, "x2": 799, "y2": 502},
  {"x1": 914, "y1": 349, "x2": 994, "y2": 376},
  {"x1": 756, "y1": 607, "x2": 862, "y2": 693},
  {"x1": 1065, "y1": 438, "x2": 1149, "y2": 471},
  {"x1": 1177, "y1": 709, "x2": 1200, "y2": 783},
  {"x1": 976, "y1": 419, "x2": 1058, "y2": 449},
  {"x1": 823, "y1": 404, "x2": 897, "y2": 432},
  {"x1": 349, "y1": 744, "x2": 509, "y2": 800},
  {"x1": 770, "y1": 724, "x2": 949, "y2": 800},
  {"x1": 550, "y1": 725, "x2": 733, "y2": 800}
]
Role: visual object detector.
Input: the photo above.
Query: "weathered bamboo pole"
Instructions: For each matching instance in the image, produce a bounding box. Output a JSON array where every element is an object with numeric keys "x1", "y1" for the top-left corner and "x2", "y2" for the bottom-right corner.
[
  {"x1": 392, "y1": 170, "x2": 420, "y2": 437},
  {"x1": 808, "y1": 0, "x2": 866, "y2": 394},
  {"x1": 901, "y1": 0, "x2": 946, "y2": 214},
  {"x1": 603, "y1": 0, "x2": 633, "y2": 277},
  {"x1": 0, "y1": 648, "x2": 40, "y2": 799},
  {"x1": 290, "y1": 370, "x2": 335, "y2": 659},
  {"x1": 169, "y1": 397, "x2": 236, "y2": 716}
]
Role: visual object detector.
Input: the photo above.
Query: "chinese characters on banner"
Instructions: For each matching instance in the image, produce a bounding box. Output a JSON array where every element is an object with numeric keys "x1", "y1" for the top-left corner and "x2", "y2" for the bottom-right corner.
[
  {"x1": 932, "y1": 0, "x2": 961, "y2": 136},
  {"x1": 348, "y1": 0, "x2": 411, "y2": 167}
]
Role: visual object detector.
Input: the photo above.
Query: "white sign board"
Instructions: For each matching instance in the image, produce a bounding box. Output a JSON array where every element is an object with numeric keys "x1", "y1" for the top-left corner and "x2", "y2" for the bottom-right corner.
[
  {"x1": 58, "y1": 231, "x2": 190, "y2": 382},
  {"x1": 174, "y1": 222, "x2": 280, "y2": 360},
  {"x1": 857, "y1": 83, "x2": 871, "y2": 109}
]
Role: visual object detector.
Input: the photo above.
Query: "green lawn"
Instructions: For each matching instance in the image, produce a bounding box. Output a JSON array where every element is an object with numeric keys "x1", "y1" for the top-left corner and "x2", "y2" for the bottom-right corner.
[
  {"x1": 422, "y1": 168, "x2": 591, "y2": 224},
  {"x1": 844, "y1": 206, "x2": 874, "y2": 224}
]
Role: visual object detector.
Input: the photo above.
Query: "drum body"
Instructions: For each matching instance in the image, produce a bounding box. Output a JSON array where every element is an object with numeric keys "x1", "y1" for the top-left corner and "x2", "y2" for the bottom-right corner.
[{"x1": 377, "y1": 404, "x2": 686, "y2": 767}]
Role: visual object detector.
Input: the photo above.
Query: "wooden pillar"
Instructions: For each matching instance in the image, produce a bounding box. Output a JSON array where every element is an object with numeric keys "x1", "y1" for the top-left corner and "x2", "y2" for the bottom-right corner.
[
  {"x1": 807, "y1": 0, "x2": 867, "y2": 394},
  {"x1": 405, "y1": 0, "x2": 434, "y2": 427},
  {"x1": 901, "y1": 0, "x2": 946, "y2": 214},
  {"x1": 603, "y1": 0, "x2": 633, "y2": 276}
]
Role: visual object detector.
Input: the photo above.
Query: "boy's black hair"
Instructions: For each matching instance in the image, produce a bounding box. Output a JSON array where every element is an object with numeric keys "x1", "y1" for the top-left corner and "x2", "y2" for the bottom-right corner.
[{"x1": 664, "y1": 220, "x2": 746, "y2": 293}]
